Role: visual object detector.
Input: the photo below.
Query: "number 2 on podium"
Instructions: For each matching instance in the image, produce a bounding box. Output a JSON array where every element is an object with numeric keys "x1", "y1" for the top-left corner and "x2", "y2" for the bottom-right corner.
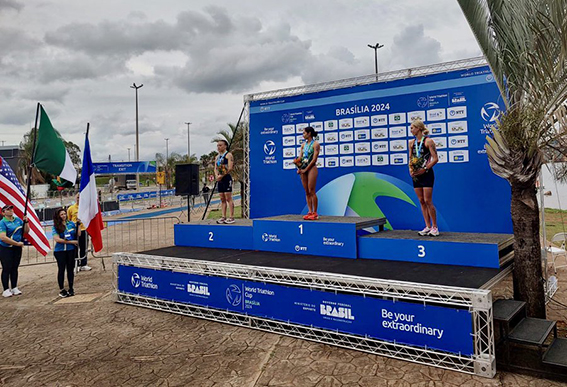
[
  {"x1": 298, "y1": 224, "x2": 303, "y2": 235},
  {"x1": 209, "y1": 232, "x2": 214, "y2": 241}
]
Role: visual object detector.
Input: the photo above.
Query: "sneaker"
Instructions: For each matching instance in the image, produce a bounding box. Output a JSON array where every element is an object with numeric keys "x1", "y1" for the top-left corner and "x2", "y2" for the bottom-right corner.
[
  {"x1": 11, "y1": 287, "x2": 21, "y2": 296},
  {"x1": 59, "y1": 289, "x2": 69, "y2": 298},
  {"x1": 307, "y1": 213, "x2": 319, "y2": 220},
  {"x1": 68, "y1": 289, "x2": 75, "y2": 297},
  {"x1": 216, "y1": 217, "x2": 226, "y2": 224},
  {"x1": 418, "y1": 227, "x2": 431, "y2": 236},
  {"x1": 80, "y1": 265, "x2": 92, "y2": 271},
  {"x1": 225, "y1": 218, "x2": 235, "y2": 224},
  {"x1": 428, "y1": 227, "x2": 440, "y2": 237},
  {"x1": 303, "y1": 212, "x2": 312, "y2": 220},
  {"x1": 2, "y1": 289, "x2": 12, "y2": 298}
]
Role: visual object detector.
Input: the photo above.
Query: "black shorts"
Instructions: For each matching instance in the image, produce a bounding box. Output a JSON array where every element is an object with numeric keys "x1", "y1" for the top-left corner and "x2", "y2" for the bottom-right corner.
[
  {"x1": 413, "y1": 169, "x2": 435, "y2": 188},
  {"x1": 218, "y1": 175, "x2": 233, "y2": 193}
]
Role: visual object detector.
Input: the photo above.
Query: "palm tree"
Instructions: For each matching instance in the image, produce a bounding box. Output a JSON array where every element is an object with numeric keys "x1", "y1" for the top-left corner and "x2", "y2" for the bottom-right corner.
[{"x1": 458, "y1": 0, "x2": 567, "y2": 317}]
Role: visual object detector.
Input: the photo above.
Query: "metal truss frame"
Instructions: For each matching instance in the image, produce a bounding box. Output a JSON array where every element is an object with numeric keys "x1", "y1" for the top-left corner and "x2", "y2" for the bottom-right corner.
[
  {"x1": 242, "y1": 102, "x2": 250, "y2": 219},
  {"x1": 113, "y1": 252, "x2": 496, "y2": 377}
]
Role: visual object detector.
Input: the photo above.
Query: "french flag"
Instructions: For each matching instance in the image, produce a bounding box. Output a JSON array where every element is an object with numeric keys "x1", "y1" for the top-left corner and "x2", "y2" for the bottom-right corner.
[{"x1": 78, "y1": 129, "x2": 104, "y2": 252}]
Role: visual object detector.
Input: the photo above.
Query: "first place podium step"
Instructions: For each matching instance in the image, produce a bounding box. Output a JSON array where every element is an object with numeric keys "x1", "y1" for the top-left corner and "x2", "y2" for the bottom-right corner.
[{"x1": 252, "y1": 215, "x2": 386, "y2": 259}]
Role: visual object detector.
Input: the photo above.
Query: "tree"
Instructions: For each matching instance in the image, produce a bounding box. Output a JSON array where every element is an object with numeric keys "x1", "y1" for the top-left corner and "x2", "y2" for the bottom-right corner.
[
  {"x1": 458, "y1": 0, "x2": 567, "y2": 317},
  {"x1": 155, "y1": 152, "x2": 199, "y2": 189}
]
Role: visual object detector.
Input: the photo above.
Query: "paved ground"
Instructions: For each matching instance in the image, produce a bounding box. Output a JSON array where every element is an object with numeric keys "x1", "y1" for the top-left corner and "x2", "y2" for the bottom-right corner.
[{"x1": 1, "y1": 258, "x2": 566, "y2": 386}]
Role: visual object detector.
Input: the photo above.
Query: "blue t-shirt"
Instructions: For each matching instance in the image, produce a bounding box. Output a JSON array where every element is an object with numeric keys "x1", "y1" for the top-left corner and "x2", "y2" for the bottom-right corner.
[
  {"x1": 52, "y1": 221, "x2": 77, "y2": 252},
  {"x1": 0, "y1": 216, "x2": 24, "y2": 248}
]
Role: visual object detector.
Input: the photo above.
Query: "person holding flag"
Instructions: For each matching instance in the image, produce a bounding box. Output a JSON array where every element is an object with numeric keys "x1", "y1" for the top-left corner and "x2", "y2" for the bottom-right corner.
[{"x1": 0, "y1": 205, "x2": 29, "y2": 297}]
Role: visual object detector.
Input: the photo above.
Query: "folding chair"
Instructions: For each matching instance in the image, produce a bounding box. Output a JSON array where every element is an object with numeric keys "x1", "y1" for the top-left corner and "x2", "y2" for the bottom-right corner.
[{"x1": 547, "y1": 232, "x2": 567, "y2": 273}]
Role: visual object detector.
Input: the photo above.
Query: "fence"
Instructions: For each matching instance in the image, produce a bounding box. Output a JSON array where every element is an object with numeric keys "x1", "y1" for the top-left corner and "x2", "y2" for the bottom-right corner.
[{"x1": 20, "y1": 216, "x2": 181, "y2": 266}]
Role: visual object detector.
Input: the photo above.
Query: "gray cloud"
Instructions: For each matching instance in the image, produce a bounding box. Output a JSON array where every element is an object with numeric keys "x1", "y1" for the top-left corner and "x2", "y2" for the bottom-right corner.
[
  {"x1": 0, "y1": 0, "x2": 22, "y2": 12},
  {"x1": 389, "y1": 24, "x2": 442, "y2": 70}
]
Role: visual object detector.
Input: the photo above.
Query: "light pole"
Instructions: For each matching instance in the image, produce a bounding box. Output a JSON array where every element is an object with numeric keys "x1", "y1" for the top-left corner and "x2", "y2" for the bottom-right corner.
[
  {"x1": 130, "y1": 82, "x2": 143, "y2": 189},
  {"x1": 185, "y1": 122, "x2": 192, "y2": 161},
  {"x1": 127, "y1": 148, "x2": 131, "y2": 162},
  {"x1": 367, "y1": 43, "x2": 384, "y2": 81},
  {"x1": 165, "y1": 138, "x2": 169, "y2": 188}
]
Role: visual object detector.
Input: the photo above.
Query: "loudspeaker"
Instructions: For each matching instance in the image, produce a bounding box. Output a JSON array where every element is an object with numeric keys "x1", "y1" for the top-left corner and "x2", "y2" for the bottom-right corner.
[{"x1": 175, "y1": 164, "x2": 200, "y2": 196}]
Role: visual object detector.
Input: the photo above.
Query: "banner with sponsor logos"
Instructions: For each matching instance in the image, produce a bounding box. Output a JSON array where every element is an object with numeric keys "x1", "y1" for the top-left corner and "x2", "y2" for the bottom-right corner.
[
  {"x1": 117, "y1": 189, "x2": 175, "y2": 201},
  {"x1": 118, "y1": 264, "x2": 474, "y2": 355},
  {"x1": 249, "y1": 65, "x2": 512, "y2": 233}
]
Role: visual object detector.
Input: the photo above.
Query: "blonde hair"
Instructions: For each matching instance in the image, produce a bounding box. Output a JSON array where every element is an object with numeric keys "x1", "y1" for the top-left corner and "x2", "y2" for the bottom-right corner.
[{"x1": 412, "y1": 119, "x2": 429, "y2": 136}]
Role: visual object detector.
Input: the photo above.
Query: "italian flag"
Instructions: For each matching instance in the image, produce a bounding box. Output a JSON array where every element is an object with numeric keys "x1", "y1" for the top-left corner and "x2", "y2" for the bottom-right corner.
[{"x1": 34, "y1": 106, "x2": 77, "y2": 184}]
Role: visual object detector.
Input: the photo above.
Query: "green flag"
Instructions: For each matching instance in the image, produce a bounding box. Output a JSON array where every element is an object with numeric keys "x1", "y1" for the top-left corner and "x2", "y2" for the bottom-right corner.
[{"x1": 34, "y1": 106, "x2": 77, "y2": 184}]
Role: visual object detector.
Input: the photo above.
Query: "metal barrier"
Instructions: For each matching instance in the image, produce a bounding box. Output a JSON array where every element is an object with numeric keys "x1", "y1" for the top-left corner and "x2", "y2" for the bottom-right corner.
[
  {"x1": 19, "y1": 216, "x2": 181, "y2": 266},
  {"x1": 92, "y1": 216, "x2": 181, "y2": 258}
]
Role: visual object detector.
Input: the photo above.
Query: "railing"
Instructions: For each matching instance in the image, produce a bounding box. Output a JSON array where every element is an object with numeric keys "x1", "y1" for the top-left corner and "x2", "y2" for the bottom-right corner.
[{"x1": 20, "y1": 216, "x2": 181, "y2": 266}]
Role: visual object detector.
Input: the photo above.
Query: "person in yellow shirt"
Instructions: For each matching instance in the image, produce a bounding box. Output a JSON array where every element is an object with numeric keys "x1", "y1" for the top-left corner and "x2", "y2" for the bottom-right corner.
[{"x1": 67, "y1": 193, "x2": 91, "y2": 271}]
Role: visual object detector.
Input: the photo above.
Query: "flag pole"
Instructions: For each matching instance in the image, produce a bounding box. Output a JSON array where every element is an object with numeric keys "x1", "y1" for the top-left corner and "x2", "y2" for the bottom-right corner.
[
  {"x1": 23, "y1": 103, "x2": 41, "y2": 218},
  {"x1": 75, "y1": 123, "x2": 89, "y2": 274}
]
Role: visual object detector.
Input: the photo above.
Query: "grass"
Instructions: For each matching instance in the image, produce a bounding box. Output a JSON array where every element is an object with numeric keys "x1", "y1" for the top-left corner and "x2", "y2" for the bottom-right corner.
[
  {"x1": 207, "y1": 206, "x2": 243, "y2": 220},
  {"x1": 544, "y1": 208, "x2": 567, "y2": 244}
]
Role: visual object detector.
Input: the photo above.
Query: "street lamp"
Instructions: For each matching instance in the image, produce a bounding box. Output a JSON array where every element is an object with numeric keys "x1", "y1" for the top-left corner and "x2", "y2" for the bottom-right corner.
[
  {"x1": 127, "y1": 148, "x2": 131, "y2": 162},
  {"x1": 165, "y1": 138, "x2": 169, "y2": 188},
  {"x1": 185, "y1": 122, "x2": 192, "y2": 161},
  {"x1": 130, "y1": 82, "x2": 143, "y2": 189},
  {"x1": 367, "y1": 43, "x2": 384, "y2": 81}
]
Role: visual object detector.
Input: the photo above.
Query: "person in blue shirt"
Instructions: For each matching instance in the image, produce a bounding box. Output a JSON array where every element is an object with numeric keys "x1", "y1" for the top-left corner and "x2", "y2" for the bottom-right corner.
[
  {"x1": 52, "y1": 208, "x2": 81, "y2": 298},
  {"x1": 0, "y1": 204, "x2": 29, "y2": 298}
]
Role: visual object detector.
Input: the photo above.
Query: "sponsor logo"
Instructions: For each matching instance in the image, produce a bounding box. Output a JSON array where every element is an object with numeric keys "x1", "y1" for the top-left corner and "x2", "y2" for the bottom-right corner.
[
  {"x1": 320, "y1": 304, "x2": 355, "y2": 320},
  {"x1": 297, "y1": 135, "x2": 306, "y2": 145},
  {"x1": 260, "y1": 127, "x2": 278, "y2": 135},
  {"x1": 389, "y1": 126, "x2": 406, "y2": 138},
  {"x1": 282, "y1": 136, "x2": 295, "y2": 146},
  {"x1": 449, "y1": 135, "x2": 468, "y2": 148},
  {"x1": 283, "y1": 160, "x2": 295, "y2": 170},
  {"x1": 311, "y1": 121, "x2": 323, "y2": 131},
  {"x1": 429, "y1": 123, "x2": 446, "y2": 135},
  {"x1": 372, "y1": 128, "x2": 388, "y2": 139},
  {"x1": 354, "y1": 116, "x2": 370, "y2": 128},
  {"x1": 260, "y1": 106, "x2": 270, "y2": 112},
  {"x1": 131, "y1": 273, "x2": 158, "y2": 290},
  {"x1": 426, "y1": 109, "x2": 445, "y2": 121},
  {"x1": 282, "y1": 125, "x2": 295, "y2": 135},
  {"x1": 437, "y1": 151, "x2": 448, "y2": 163},
  {"x1": 372, "y1": 154, "x2": 389, "y2": 166},
  {"x1": 389, "y1": 113, "x2": 406, "y2": 124},
  {"x1": 449, "y1": 150, "x2": 469, "y2": 163},
  {"x1": 355, "y1": 155, "x2": 371, "y2": 166},
  {"x1": 305, "y1": 114, "x2": 315, "y2": 120},
  {"x1": 131, "y1": 273, "x2": 141, "y2": 288},
  {"x1": 355, "y1": 142, "x2": 370, "y2": 153},
  {"x1": 340, "y1": 144, "x2": 353, "y2": 154},
  {"x1": 417, "y1": 96, "x2": 429, "y2": 108},
  {"x1": 355, "y1": 129, "x2": 370, "y2": 140},
  {"x1": 263, "y1": 140, "x2": 276, "y2": 156},
  {"x1": 432, "y1": 137, "x2": 447, "y2": 149},
  {"x1": 448, "y1": 121, "x2": 468, "y2": 134},
  {"x1": 389, "y1": 140, "x2": 407, "y2": 152},
  {"x1": 451, "y1": 96, "x2": 466, "y2": 104},
  {"x1": 295, "y1": 123, "x2": 308, "y2": 134},
  {"x1": 226, "y1": 284, "x2": 242, "y2": 306},
  {"x1": 447, "y1": 106, "x2": 467, "y2": 119},
  {"x1": 391, "y1": 153, "x2": 407, "y2": 165},
  {"x1": 316, "y1": 158, "x2": 324, "y2": 168},
  {"x1": 294, "y1": 245, "x2": 308, "y2": 252},
  {"x1": 281, "y1": 113, "x2": 291, "y2": 123},
  {"x1": 339, "y1": 118, "x2": 353, "y2": 129},
  {"x1": 340, "y1": 131, "x2": 353, "y2": 142},
  {"x1": 371, "y1": 115, "x2": 388, "y2": 126},
  {"x1": 340, "y1": 156, "x2": 354, "y2": 167},
  {"x1": 324, "y1": 120, "x2": 338, "y2": 131},
  {"x1": 325, "y1": 145, "x2": 339, "y2": 155},
  {"x1": 481, "y1": 102, "x2": 501, "y2": 122},
  {"x1": 372, "y1": 141, "x2": 388, "y2": 152},
  {"x1": 322, "y1": 237, "x2": 345, "y2": 247},
  {"x1": 325, "y1": 157, "x2": 339, "y2": 168},
  {"x1": 408, "y1": 110, "x2": 425, "y2": 122},
  {"x1": 283, "y1": 148, "x2": 295, "y2": 158},
  {"x1": 187, "y1": 283, "x2": 210, "y2": 296},
  {"x1": 325, "y1": 132, "x2": 338, "y2": 143},
  {"x1": 261, "y1": 233, "x2": 281, "y2": 242}
]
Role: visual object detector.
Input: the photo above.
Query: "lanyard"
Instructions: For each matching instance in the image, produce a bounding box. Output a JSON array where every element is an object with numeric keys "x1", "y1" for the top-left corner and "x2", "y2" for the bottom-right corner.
[
  {"x1": 303, "y1": 140, "x2": 314, "y2": 157},
  {"x1": 217, "y1": 152, "x2": 227, "y2": 166},
  {"x1": 415, "y1": 137, "x2": 426, "y2": 157}
]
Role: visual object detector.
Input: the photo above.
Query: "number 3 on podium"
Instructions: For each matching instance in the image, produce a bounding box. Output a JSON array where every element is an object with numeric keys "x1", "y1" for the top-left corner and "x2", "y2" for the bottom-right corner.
[{"x1": 417, "y1": 245, "x2": 425, "y2": 258}]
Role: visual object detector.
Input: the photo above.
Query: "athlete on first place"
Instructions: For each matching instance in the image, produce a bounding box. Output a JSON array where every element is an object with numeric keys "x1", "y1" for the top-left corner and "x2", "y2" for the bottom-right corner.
[{"x1": 297, "y1": 126, "x2": 321, "y2": 220}]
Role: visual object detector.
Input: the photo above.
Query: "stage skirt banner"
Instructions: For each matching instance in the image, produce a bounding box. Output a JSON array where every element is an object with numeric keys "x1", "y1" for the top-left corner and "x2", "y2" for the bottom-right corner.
[
  {"x1": 248, "y1": 64, "x2": 512, "y2": 234},
  {"x1": 118, "y1": 265, "x2": 474, "y2": 355}
]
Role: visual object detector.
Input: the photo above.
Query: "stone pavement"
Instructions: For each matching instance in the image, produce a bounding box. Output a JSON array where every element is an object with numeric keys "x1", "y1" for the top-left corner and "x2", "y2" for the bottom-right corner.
[{"x1": 0, "y1": 260, "x2": 566, "y2": 387}]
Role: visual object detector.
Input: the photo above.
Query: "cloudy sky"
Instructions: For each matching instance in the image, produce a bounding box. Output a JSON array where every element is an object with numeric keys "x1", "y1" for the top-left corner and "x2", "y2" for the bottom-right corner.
[{"x1": 0, "y1": 0, "x2": 481, "y2": 163}]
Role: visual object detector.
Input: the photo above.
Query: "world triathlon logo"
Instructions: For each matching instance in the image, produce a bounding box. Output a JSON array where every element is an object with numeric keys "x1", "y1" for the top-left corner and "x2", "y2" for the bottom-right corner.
[
  {"x1": 261, "y1": 233, "x2": 269, "y2": 242},
  {"x1": 263, "y1": 140, "x2": 276, "y2": 156},
  {"x1": 131, "y1": 273, "x2": 141, "y2": 288},
  {"x1": 481, "y1": 102, "x2": 501, "y2": 122},
  {"x1": 226, "y1": 284, "x2": 242, "y2": 306}
]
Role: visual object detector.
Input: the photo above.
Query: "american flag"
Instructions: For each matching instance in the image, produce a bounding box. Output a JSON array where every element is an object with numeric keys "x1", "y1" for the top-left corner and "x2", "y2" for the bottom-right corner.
[{"x1": 0, "y1": 156, "x2": 50, "y2": 256}]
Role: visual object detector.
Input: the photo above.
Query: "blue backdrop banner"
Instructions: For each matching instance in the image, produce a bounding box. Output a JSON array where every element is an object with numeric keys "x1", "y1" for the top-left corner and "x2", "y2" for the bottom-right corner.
[
  {"x1": 118, "y1": 265, "x2": 474, "y2": 355},
  {"x1": 248, "y1": 65, "x2": 511, "y2": 234}
]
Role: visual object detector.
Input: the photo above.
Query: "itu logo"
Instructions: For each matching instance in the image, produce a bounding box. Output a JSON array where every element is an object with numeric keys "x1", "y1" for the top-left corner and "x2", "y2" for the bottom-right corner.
[
  {"x1": 226, "y1": 284, "x2": 242, "y2": 306},
  {"x1": 263, "y1": 140, "x2": 276, "y2": 156},
  {"x1": 417, "y1": 96, "x2": 429, "y2": 108},
  {"x1": 261, "y1": 233, "x2": 269, "y2": 242},
  {"x1": 481, "y1": 102, "x2": 501, "y2": 122},
  {"x1": 131, "y1": 273, "x2": 141, "y2": 288}
]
